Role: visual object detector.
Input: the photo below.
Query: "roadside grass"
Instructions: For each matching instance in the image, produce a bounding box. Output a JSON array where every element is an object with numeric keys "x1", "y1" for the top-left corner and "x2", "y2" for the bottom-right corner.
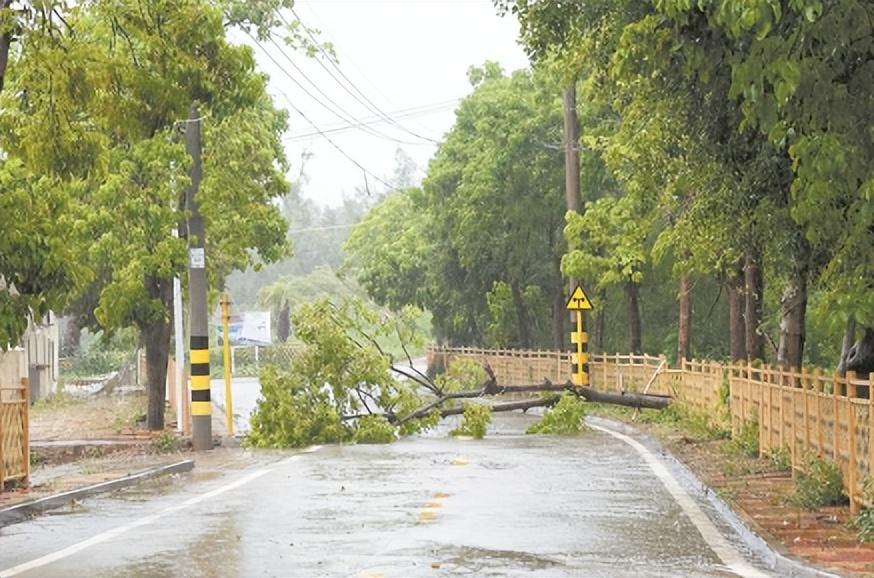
[{"x1": 584, "y1": 401, "x2": 786, "y2": 479}]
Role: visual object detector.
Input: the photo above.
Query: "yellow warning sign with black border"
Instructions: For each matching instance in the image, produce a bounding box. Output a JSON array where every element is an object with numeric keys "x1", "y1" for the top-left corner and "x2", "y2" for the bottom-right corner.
[{"x1": 566, "y1": 284, "x2": 593, "y2": 311}]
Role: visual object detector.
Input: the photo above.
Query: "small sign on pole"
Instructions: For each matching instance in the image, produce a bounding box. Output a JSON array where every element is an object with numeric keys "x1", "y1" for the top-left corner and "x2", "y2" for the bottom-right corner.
[{"x1": 566, "y1": 284, "x2": 592, "y2": 386}]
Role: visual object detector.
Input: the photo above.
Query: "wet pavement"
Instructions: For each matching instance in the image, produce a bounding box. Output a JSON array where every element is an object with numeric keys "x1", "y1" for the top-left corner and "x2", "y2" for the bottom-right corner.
[{"x1": 0, "y1": 414, "x2": 816, "y2": 577}]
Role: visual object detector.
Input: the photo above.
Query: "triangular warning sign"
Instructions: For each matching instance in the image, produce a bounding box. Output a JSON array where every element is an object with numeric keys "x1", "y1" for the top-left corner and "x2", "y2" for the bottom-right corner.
[{"x1": 566, "y1": 284, "x2": 593, "y2": 311}]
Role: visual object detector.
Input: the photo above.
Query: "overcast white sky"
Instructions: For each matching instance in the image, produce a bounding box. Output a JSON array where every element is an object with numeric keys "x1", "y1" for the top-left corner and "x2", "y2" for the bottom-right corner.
[{"x1": 244, "y1": 0, "x2": 530, "y2": 207}]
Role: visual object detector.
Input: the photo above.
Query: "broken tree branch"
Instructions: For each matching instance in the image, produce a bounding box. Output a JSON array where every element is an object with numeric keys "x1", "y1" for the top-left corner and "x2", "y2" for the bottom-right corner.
[{"x1": 439, "y1": 395, "x2": 561, "y2": 417}]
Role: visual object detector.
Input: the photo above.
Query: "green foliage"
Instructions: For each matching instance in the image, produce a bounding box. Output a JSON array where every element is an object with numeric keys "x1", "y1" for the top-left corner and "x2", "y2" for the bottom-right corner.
[
  {"x1": 29, "y1": 450, "x2": 47, "y2": 468},
  {"x1": 347, "y1": 67, "x2": 566, "y2": 349},
  {"x1": 246, "y1": 366, "x2": 349, "y2": 448},
  {"x1": 451, "y1": 403, "x2": 492, "y2": 439},
  {"x1": 246, "y1": 298, "x2": 440, "y2": 448},
  {"x1": 849, "y1": 508, "x2": 874, "y2": 543},
  {"x1": 63, "y1": 329, "x2": 137, "y2": 378},
  {"x1": 526, "y1": 393, "x2": 587, "y2": 435},
  {"x1": 353, "y1": 415, "x2": 397, "y2": 444},
  {"x1": 153, "y1": 432, "x2": 179, "y2": 454},
  {"x1": 435, "y1": 359, "x2": 487, "y2": 394},
  {"x1": 639, "y1": 403, "x2": 730, "y2": 441},
  {"x1": 790, "y1": 454, "x2": 848, "y2": 510},
  {"x1": 851, "y1": 478, "x2": 874, "y2": 542},
  {"x1": 725, "y1": 418, "x2": 760, "y2": 458},
  {"x1": 769, "y1": 446, "x2": 791, "y2": 472}
]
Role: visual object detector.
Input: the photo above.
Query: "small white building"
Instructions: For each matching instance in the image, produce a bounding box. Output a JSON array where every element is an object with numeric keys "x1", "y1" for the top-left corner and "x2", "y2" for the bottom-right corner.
[{"x1": 0, "y1": 314, "x2": 60, "y2": 403}]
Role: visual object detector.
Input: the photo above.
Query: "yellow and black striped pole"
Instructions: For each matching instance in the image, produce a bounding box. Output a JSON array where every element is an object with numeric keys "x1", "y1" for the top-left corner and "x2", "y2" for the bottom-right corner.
[
  {"x1": 567, "y1": 284, "x2": 593, "y2": 386},
  {"x1": 184, "y1": 105, "x2": 212, "y2": 450}
]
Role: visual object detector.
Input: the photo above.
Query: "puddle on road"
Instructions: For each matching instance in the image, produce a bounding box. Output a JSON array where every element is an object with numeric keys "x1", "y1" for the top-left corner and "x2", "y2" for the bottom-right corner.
[{"x1": 434, "y1": 544, "x2": 563, "y2": 573}]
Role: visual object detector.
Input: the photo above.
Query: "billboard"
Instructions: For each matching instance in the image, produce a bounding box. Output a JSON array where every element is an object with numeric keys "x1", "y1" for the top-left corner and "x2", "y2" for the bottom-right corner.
[{"x1": 216, "y1": 311, "x2": 272, "y2": 346}]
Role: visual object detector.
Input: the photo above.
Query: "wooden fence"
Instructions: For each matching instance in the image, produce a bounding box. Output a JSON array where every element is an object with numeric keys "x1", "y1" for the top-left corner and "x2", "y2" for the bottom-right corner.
[
  {"x1": 1, "y1": 377, "x2": 29, "y2": 491},
  {"x1": 428, "y1": 346, "x2": 874, "y2": 513}
]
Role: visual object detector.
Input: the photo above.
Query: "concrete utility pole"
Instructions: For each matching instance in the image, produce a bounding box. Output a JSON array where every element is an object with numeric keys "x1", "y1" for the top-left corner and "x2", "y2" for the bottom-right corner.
[
  {"x1": 185, "y1": 105, "x2": 211, "y2": 451},
  {"x1": 563, "y1": 85, "x2": 583, "y2": 329},
  {"x1": 562, "y1": 86, "x2": 581, "y2": 214}
]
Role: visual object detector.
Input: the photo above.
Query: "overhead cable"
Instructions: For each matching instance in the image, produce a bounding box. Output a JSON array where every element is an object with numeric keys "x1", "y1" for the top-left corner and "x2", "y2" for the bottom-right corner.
[
  {"x1": 285, "y1": 7, "x2": 443, "y2": 144},
  {"x1": 249, "y1": 33, "x2": 396, "y2": 193},
  {"x1": 263, "y1": 33, "x2": 426, "y2": 147}
]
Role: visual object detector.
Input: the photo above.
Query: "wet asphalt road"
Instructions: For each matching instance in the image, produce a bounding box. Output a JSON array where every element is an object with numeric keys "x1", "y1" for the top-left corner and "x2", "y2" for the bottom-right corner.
[{"x1": 0, "y1": 414, "x2": 805, "y2": 578}]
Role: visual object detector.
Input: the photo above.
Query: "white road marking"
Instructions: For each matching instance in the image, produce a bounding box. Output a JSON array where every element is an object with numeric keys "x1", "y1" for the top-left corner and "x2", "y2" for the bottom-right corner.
[
  {"x1": 0, "y1": 447, "x2": 322, "y2": 578},
  {"x1": 588, "y1": 423, "x2": 769, "y2": 578}
]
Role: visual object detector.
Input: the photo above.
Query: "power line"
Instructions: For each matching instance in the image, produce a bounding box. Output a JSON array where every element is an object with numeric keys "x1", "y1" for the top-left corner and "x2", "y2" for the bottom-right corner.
[
  {"x1": 283, "y1": 99, "x2": 457, "y2": 142},
  {"x1": 288, "y1": 223, "x2": 355, "y2": 233},
  {"x1": 286, "y1": 7, "x2": 443, "y2": 144},
  {"x1": 263, "y1": 33, "x2": 425, "y2": 147},
  {"x1": 247, "y1": 33, "x2": 397, "y2": 193}
]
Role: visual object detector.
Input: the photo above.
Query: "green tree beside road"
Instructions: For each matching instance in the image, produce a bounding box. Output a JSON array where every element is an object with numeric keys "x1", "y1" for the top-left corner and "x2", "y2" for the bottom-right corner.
[{"x1": 0, "y1": 0, "x2": 298, "y2": 428}]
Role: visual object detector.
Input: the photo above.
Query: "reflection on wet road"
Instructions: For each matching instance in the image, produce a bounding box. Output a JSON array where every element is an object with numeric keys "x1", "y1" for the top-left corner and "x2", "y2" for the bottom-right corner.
[{"x1": 0, "y1": 414, "x2": 790, "y2": 577}]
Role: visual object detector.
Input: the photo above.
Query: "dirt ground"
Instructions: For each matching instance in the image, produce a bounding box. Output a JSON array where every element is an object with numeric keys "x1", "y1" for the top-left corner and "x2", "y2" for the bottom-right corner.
[{"x1": 29, "y1": 391, "x2": 152, "y2": 441}]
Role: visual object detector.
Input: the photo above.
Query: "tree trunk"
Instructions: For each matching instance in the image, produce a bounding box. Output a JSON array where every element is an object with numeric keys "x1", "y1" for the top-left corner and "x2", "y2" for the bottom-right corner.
[
  {"x1": 0, "y1": 1, "x2": 12, "y2": 96},
  {"x1": 845, "y1": 327, "x2": 874, "y2": 376},
  {"x1": 141, "y1": 276, "x2": 173, "y2": 430},
  {"x1": 838, "y1": 318, "x2": 857, "y2": 376},
  {"x1": 511, "y1": 283, "x2": 531, "y2": 349},
  {"x1": 728, "y1": 272, "x2": 745, "y2": 362},
  {"x1": 625, "y1": 281, "x2": 642, "y2": 354},
  {"x1": 551, "y1": 258, "x2": 565, "y2": 352},
  {"x1": 677, "y1": 274, "x2": 691, "y2": 363},
  {"x1": 777, "y1": 249, "x2": 809, "y2": 370},
  {"x1": 593, "y1": 288, "x2": 606, "y2": 353},
  {"x1": 744, "y1": 251, "x2": 764, "y2": 361},
  {"x1": 61, "y1": 315, "x2": 82, "y2": 357},
  {"x1": 277, "y1": 303, "x2": 290, "y2": 342}
]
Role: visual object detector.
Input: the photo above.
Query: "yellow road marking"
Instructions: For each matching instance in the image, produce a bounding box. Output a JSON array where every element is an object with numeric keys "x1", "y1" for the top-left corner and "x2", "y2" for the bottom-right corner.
[{"x1": 450, "y1": 456, "x2": 468, "y2": 466}]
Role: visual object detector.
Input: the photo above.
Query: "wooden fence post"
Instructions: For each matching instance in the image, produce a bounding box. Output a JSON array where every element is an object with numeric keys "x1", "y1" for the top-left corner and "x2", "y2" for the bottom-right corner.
[
  {"x1": 833, "y1": 372, "x2": 841, "y2": 465},
  {"x1": 802, "y1": 367, "x2": 810, "y2": 457},
  {"x1": 0, "y1": 385, "x2": 5, "y2": 490},
  {"x1": 848, "y1": 372, "x2": 859, "y2": 515},
  {"x1": 815, "y1": 371, "x2": 824, "y2": 457},
  {"x1": 869, "y1": 372, "x2": 874, "y2": 499}
]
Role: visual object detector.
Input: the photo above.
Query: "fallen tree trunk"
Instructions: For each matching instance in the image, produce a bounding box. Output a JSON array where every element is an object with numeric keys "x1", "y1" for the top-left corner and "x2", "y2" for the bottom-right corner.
[
  {"x1": 439, "y1": 395, "x2": 561, "y2": 417},
  {"x1": 485, "y1": 381, "x2": 672, "y2": 410}
]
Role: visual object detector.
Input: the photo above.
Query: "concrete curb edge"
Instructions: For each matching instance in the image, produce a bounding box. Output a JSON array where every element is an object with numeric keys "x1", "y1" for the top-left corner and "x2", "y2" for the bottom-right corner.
[
  {"x1": 585, "y1": 416, "x2": 843, "y2": 578},
  {"x1": 0, "y1": 459, "x2": 195, "y2": 528}
]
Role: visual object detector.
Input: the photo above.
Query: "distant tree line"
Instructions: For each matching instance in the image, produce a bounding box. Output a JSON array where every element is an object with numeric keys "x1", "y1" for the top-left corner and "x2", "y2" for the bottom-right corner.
[{"x1": 346, "y1": 0, "x2": 874, "y2": 374}]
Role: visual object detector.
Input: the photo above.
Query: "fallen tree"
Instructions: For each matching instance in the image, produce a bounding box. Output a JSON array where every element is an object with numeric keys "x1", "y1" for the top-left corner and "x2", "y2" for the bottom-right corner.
[{"x1": 245, "y1": 298, "x2": 672, "y2": 449}]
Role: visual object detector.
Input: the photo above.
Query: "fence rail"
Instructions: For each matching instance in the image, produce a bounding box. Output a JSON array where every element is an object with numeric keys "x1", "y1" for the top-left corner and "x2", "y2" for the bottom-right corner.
[
  {"x1": 1, "y1": 378, "x2": 29, "y2": 491},
  {"x1": 429, "y1": 346, "x2": 874, "y2": 512}
]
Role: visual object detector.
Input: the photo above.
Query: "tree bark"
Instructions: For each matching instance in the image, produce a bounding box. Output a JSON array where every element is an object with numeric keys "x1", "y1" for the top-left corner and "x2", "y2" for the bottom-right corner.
[
  {"x1": 845, "y1": 327, "x2": 874, "y2": 376},
  {"x1": 551, "y1": 258, "x2": 565, "y2": 352},
  {"x1": 728, "y1": 270, "x2": 746, "y2": 362},
  {"x1": 777, "y1": 246, "x2": 809, "y2": 370},
  {"x1": 439, "y1": 396, "x2": 561, "y2": 418},
  {"x1": 838, "y1": 318, "x2": 857, "y2": 376},
  {"x1": 277, "y1": 303, "x2": 290, "y2": 342},
  {"x1": 744, "y1": 251, "x2": 764, "y2": 361},
  {"x1": 593, "y1": 288, "x2": 606, "y2": 352},
  {"x1": 0, "y1": 0, "x2": 12, "y2": 96},
  {"x1": 625, "y1": 281, "x2": 642, "y2": 354},
  {"x1": 141, "y1": 276, "x2": 173, "y2": 430},
  {"x1": 61, "y1": 315, "x2": 81, "y2": 357},
  {"x1": 511, "y1": 283, "x2": 531, "y2": 349},
  {"x1": 677, "y1": 274, "x2": 691, "y2": 363}
]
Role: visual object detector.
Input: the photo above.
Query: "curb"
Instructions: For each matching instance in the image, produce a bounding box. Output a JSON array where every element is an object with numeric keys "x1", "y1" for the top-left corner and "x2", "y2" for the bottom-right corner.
[
  {"x1": 586, "y1": 416, "x2": 842, "y2": 578},
  {"x1": 0, "y1": 460, "x2": 194, "y2": 528}
]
